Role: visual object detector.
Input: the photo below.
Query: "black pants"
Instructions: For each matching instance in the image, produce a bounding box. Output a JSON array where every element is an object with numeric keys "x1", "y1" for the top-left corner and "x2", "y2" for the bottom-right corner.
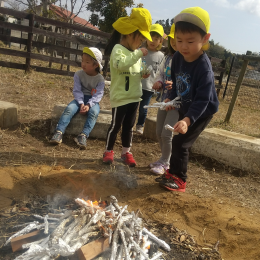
[
  {"x1": 105, "y1": 102, "x2": 139, "y2": 150},
  {"x1": 169, "y1": 114, "x2": 213, "y2": 182}
]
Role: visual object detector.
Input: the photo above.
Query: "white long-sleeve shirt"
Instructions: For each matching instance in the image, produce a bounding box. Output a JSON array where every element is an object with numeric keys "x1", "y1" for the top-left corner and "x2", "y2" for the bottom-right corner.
[{"x1": 141, "y1": 50, "x2": 164, "y2": 92}]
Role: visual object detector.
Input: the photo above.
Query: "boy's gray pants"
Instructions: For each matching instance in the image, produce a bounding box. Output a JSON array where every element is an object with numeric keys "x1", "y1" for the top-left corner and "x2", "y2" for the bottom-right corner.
[{"x1": 156, "y1": 109, "x2": 179, "y2": 166}]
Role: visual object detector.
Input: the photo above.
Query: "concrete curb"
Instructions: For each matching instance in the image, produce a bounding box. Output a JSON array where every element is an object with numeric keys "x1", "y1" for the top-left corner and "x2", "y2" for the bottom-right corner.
[
  {"x1": 0, "y1": 101, "x2": 18, "y2": 128},
  {"x1": 192, "y1": 128, "x2": 260, "y2": 174}
]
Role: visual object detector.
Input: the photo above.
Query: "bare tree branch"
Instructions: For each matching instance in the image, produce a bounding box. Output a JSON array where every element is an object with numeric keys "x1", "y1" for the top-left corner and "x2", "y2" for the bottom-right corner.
[
  {"x1": 13, "y1": 0, "x2": 40, "y2": 14},
  {"x1": 55, "y1": 0, "x2": 89, "y2": 22},
  {"x1": 5, "y1": 0, "x2": 25, "y2": 10}
]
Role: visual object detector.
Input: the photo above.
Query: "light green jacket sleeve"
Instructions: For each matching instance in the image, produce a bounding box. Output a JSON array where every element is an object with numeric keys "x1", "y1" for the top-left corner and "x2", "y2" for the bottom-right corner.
[{"x1": 111, "y1": 46, "x2": 143, "y2": 71}]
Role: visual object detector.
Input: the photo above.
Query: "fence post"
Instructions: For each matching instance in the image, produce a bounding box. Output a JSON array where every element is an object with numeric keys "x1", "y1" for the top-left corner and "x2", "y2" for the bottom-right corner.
[
  {"x1": 223, "y1": 55, "x2": 235, "y2": 99},
  {"x1": 60, "y1": 27, "x2": 67, "y2": 70},
  {"x1": 25, "y1": 13, "x2": 34, "y2": 73},
  {"x1": 224, "y1": 55, "x2": 249, "y2": 122},
  {"x1": 67, "y1": 19, "x2": 73, "y2": 72}
]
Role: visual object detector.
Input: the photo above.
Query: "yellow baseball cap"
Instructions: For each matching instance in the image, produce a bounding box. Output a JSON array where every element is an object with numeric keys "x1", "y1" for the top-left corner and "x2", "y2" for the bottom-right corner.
[
  {"x1": 83, "y1": 47, "x2": 103, "y2": 70},
  {"x1": 150, "y1": 24, "x2": 164, "y2": 37},
  {"x1": 168, "y1": 23, "x2": 175, "y2": 39},
  {"x1": 174, "y1": 6, "x2": 210, "y2": 33},
  {"x1": 112, "y1": 8, "x2": 152, "y2": 42}
]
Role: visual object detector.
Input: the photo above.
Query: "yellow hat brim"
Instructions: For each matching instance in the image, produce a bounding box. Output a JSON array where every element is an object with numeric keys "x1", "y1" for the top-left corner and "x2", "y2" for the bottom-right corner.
[
  {"x1": 113, "y1": 17, "x2": 137, "y2": 34},
  {"x1": 167, "y1": 23, "x2": 175, "y2": 39},
  {"x1": 83, "y1": 47, "x2": 96, "y2": 60},
  {"x1": 140, "y1": 30, "x2": 152, "y2": 42},
  {"x1": 168, "y1": 33, "x2": 175, "y2": 39}
]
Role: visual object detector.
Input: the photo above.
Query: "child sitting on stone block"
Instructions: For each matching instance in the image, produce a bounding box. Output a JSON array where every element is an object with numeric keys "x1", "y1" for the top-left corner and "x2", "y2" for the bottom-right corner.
[{"x1": 49, "y1": 47, "x2": 105, "y2": 149}]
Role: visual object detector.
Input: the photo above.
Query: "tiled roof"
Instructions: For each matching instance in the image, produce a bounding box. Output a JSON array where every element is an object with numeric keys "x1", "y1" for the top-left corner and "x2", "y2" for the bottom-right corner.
[{"x1": 50, "y1": 5, "x2": 99, "y2": 31}]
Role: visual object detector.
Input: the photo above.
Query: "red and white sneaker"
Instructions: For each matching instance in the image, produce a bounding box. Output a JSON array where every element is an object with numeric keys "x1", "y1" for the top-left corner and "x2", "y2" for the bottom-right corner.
[
  {"x1": 158, "y1": 171, "x2": 186, "y2": 192},
  {"x1": 121, "y1": 152, "x2": 136, "y2": 167},
  {"x1": 103, "y1": 150, "x2": 114, "y2": 164}
]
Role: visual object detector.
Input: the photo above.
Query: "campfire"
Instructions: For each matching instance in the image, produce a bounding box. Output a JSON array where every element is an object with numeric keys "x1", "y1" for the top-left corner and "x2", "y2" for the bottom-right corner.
[{"x1": 4, "y1": 195, "x2": 170, "y2": 259}]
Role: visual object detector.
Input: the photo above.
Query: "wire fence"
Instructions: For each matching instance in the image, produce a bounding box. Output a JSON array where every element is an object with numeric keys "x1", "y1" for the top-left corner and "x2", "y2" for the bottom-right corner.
[
  {"x1": 207, "y1": 54, "x2": 260, "y2": 137},
  {"x1": 223, "y1": 59, "x2": 260, "y2": 111}
]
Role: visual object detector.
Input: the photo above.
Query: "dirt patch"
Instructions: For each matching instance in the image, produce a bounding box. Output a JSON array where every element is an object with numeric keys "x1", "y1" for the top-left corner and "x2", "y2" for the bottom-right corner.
[{"x1": 0, "y1": 126, "x2": 260, "y2": 260}]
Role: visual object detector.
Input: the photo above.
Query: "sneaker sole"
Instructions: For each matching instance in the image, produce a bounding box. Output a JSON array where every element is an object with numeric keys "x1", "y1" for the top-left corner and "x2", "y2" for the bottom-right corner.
[
  {"x1": 159, "y1": 183, "x2": 185, "y2": 192},
  {"x1": 74, "y1": 138, "x2": 87, "y2": 150},
  {"x1": 103, "y1": 160, "x2": 113, "y2": 164}
]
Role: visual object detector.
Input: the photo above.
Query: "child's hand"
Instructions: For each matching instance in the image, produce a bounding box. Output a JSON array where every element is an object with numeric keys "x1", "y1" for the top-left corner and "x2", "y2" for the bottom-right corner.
[
  {"x1": 152, "y1": 81, "x2": 163, "y2": 90},
  {"x1": 165, "y1": 80, "x2": 173, "y2": 90},
  {"x1": 80, "y1": 104, "x2": 89, "y2": 115},
  {"x1": 142, "y1": 73, "x2": 150, "y2": 79},
  {"x1": 140, "y1": 48, "x2": 148, "y2": 56},
  {"x1": 164, "y1": 99, "x2": 175, "y2": 111},
  {"x1": 173, "y1": 117, "x2": 191, "y2": 134}
]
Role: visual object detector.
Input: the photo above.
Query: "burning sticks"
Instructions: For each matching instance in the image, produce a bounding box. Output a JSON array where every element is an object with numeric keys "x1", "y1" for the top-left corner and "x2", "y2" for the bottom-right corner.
[
  {"x1": 6, "y1": 195, "x2": 170, "y2": 260},
  {"x1": 142, "y1": 228, "x2": 171, "y2": 252}
]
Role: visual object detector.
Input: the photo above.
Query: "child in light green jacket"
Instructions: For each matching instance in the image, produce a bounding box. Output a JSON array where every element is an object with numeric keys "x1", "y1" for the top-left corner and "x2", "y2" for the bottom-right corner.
[{"x1": 103, "y1": 8, "x2": 152, "y2": 167}]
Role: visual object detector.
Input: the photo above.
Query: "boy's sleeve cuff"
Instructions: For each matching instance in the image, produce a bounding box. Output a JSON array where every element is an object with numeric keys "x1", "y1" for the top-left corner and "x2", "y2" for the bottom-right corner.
[
  {"x1": 184, "y1": 113, "x2": 195, "y2": 126},
  {"x1": 87, "y1": 102, "x2": 93, "y2": 108}
]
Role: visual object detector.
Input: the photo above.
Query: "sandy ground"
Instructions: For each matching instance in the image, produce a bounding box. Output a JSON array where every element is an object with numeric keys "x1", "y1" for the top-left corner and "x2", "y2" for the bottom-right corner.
[{"x1": 0, "y1": 126, "x2": 260, "y2": 260}]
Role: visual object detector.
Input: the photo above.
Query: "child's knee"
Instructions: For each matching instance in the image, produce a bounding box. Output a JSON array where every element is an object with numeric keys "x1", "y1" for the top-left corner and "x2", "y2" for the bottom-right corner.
[
  {"x1": 63, "y1": 107, "x2": 74, "y2": 115},
  {"x1": 88, "y1": 107, "x2": 99, "y2": 118}
]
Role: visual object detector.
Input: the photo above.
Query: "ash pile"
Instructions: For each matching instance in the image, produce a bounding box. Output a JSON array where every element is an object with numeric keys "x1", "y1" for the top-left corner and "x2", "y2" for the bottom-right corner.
[{"x1": 4, "y1": 195, "x2": 170, "y2": 260}]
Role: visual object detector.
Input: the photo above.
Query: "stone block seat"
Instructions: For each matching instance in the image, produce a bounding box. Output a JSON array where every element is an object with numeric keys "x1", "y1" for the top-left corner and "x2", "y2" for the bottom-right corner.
[
  {"x1": 143, "y1": 116, "x2": 157, "y2": 141},
  {"x1": 0, "y1": 101, "x2": 18, "y2": 128},
  {"x1": 50, "y1": 104, "x2": 112, "y2": 140}
]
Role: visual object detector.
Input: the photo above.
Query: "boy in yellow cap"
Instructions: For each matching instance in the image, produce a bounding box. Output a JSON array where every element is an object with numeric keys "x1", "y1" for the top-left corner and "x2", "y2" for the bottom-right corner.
[
  {"x1": 136, "y1": 24, "x2": 165, "y2": 135},
  {"x1": 157, "y1": 7, "x2": 219, "y2": 192},
  {"x1": 103, "y1": 8, "x2": 152, "y2": 166}
]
